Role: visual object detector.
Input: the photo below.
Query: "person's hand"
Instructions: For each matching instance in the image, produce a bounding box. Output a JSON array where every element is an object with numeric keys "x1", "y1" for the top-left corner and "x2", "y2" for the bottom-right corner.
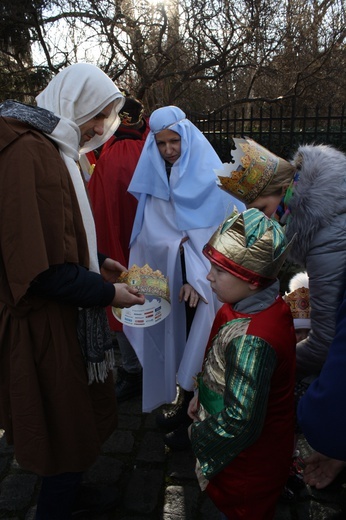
[
  {"x1": 112, "y1": 283, "x2": 145, "y2": 309},
  {"x1": 179, "y1": 283, "x2": 200, "y2": 307},
  {"x1": 101, "y1": 258, "x2": 127, "y2": 283},
  {"x1": 187, "y1": 394, "x2": 199, "y2": 421},
  {"x1": 303, "y1": 452, "x2": 346, "y2": 489}
]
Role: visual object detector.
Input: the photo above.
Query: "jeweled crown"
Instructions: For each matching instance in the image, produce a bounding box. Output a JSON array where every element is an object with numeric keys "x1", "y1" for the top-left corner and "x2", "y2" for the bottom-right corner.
[
  {"x1": 284, "y1": 271, "x2": 310, "y2": 328},
  {"x1": 118, "y1": 264, "x2": 170, "y2": 302},
  {"x1": 119, "y1": 93, "x2": 145, "y2": 126},
  {"x1": 214, "y1": 138, "x2": 280, "y2": 203},
  {"x1": 284, "y1": 287, "x2": 310, "y2": 321},
  {"x1": 203, "y1": 208, "x2": 294, "y2": 286}
]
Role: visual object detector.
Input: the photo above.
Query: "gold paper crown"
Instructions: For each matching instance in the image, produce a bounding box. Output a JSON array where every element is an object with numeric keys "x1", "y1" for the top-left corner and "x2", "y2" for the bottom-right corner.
[
  {"x1": 203, "y1": 208, "x2": 294, "y2": 286},
  {"x1": 214, "y1": 138, "x2": 280, "y2": 204},
  {"x1": 118, "y1": 264, "x2": 170, "y2": 303},
  {"x1": 119, "y1": 94, "x2": 145, "y2": 127},
  {"x1": 284, "y1": 287, "x2": 310, "y2": 321}
]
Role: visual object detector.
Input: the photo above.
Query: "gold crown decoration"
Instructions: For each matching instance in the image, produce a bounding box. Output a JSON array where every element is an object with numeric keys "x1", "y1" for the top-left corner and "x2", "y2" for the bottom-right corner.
[
  {"x1": 117, "y1": 264, "x2": 170, "y2": 302},
  {"x1": 113, "y1": 264, "x2": 171, "y2": 327},
  {"x1": 119, "y1": 110, "x2": 144, "y2": 126},
  {"x1": 118, "y1": 96, "x2": 145, "y2": 126},
  {"x1": 284, "y1": 271, "x2": 311, "y2": 329},
  {"x1": 214, "y1": 138, "x2": 280, "y2": 204},
  {"x1": 284, "y1": 287, "x2": 310, "y2": 320},
  {"x1": 203, "y1": 208, "x2": 294, "y2": 286}
]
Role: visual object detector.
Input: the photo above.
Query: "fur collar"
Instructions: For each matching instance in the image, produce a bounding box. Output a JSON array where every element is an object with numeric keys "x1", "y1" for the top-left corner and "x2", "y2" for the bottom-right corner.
[{"x1": 286, "y1": 144, "x2": 346, "y2": 266}]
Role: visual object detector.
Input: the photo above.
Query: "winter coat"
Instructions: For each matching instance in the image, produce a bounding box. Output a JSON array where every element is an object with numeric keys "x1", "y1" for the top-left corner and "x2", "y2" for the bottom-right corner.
[
  {"x1": 297, "y1": 288, "x2": 346, "y2": 460},
  {"x1": 285, "y1": 144, "x2": 346, "y2": 380}
]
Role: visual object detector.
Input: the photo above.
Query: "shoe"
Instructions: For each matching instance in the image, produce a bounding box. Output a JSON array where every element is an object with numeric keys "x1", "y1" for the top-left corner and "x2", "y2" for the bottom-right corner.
[
  {"x1": 71, "y1": 484, "x2": 121, "y2": 517},
  {"x1": 115, "y1": 367, "x2": 142, "y2": 402},
  {"x1": 156, "y1": 389, "x2": 194, "y2": 432},
  {"x1": 164, "y1": 423, "x2": 192, "y2": 451}
]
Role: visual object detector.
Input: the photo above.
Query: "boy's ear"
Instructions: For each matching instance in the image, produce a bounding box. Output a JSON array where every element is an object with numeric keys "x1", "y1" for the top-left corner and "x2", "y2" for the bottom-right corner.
[{"x1": 248, "y1": 282, "x2": 259, "y2": 291}]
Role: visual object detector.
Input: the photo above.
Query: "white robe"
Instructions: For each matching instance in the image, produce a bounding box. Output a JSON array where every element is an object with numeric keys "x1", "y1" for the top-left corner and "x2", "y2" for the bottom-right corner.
[{"x1": 124, "y1": 195, "x2": 224, "y2": 412}]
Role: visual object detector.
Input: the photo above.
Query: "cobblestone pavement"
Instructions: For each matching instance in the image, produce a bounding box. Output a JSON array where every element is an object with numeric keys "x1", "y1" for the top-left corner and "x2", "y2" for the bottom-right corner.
[{"x1": 1, "y1": 353, "x2": 346, "y2": 519}]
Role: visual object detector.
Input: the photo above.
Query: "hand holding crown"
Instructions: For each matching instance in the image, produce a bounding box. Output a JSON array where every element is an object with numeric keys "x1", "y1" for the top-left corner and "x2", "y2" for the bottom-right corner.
[{"x1": 111, "y1": 283, "x2": 145, "y2": 309}]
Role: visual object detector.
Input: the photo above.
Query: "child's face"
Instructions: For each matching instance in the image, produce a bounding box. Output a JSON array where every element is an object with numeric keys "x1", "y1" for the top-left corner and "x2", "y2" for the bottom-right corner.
[
  {"x1": 207, "y1": 262, "x2": 255, "y2": 304},
  {"x1": 247, "y1": 194, "x2": 282, "y2": 218}
]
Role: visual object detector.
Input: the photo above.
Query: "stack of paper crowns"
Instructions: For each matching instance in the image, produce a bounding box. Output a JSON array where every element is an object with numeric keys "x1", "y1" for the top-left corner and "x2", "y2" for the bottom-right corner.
[
  {"x1": 112, "y1": 264, "x2": 171, "y2": 328},
  {"x1": 118, "y1": 264, "x2": 170, "y2": 303}
]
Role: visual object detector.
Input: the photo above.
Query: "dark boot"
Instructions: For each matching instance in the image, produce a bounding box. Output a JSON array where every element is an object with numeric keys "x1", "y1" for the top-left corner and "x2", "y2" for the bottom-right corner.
[
  {"x1": 115, "y1": 366, "x2": 142, "y2": 402},
  {"x1": 164, "y1": 423, "x2": 192, "y2": 451},
  {"x1": 156, "y1": 388, "x2": 194, "y2": 432}
]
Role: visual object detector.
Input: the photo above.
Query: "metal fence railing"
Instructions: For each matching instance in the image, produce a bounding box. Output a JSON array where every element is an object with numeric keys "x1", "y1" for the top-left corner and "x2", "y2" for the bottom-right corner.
[{"x1": 186, "y1": 102, "x2": 346, "y2": 162}]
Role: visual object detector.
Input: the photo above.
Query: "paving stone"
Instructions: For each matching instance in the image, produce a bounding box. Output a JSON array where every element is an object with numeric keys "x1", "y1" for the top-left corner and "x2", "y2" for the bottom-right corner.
[
  {"x1": 124, "y1": 468, "x2": 164, "y2": 514},
  {"x1": 0, "y1": 473, "x2": 37, "y2": 511},
  {"x1": 102, "y1": 429, "x2": 135, "y2": 454},
  {"x1": 118, "y1": 414, "x2": 142, "y2": 430},
  {"x1": 0, "y1": 456, "x2": 10, "y2": 479},
  {"x1": 163, "y1": 484, "x2": 200, "y2": 519},
  {"x1": 2, "y1": 355, "x2": 346, "y2": 519},
  {"x1": 305, "y1": 500, "x2": 343, "y2": 519},
  {"x1": 25, "y1": 507, "x2": 36, "y2": 520},
  {"x1": 167, "y1": 450, "x2": 197, "y2": 480},
  {"x1": 136, "y1": 432, "x2": 166, "y2": 463},
  {"x1": 118, "y1": 398, "x2": 143, "y2": 416},
  {"x1": 83, "y1": 455, "x2": 125, "y2": 484}
]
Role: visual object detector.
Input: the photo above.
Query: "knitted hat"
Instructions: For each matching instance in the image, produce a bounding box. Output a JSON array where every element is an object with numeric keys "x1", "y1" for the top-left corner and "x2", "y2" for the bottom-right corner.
[
  {"x1": 284, "y1": 271, "x2": 311, "y2": 330},
  {"x1": 215, "y1": 138, "x2": 281, "y2": 204},
  {"x1": 203, "y1": 208, "x2": 294, "y2": 287}
]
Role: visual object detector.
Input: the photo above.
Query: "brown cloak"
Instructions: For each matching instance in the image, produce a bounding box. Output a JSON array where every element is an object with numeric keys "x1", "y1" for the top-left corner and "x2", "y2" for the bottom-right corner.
[{"x1": 0, "y1": 117, "x2": 117, "y2": 476}]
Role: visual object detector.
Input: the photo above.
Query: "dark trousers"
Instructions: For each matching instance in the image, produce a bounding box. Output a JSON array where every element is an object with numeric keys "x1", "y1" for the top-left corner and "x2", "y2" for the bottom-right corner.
[{"x1": 35, "y1": 471, "x2": 83, "y2": 520}]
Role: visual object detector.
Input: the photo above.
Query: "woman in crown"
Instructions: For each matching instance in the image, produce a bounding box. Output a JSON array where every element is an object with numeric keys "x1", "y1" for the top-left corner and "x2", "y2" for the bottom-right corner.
[
  {"x1": 124, "y1": 106, "x2": 244, "y2": 449},
  {"x1": 218, "y1": 138, "x2": 346, "y2": 489}
]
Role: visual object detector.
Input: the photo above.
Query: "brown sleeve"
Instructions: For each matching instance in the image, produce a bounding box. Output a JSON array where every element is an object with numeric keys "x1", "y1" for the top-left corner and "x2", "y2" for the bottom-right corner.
[{"x1": 0, "y1": 122, "x2": 89, "y2": 305}]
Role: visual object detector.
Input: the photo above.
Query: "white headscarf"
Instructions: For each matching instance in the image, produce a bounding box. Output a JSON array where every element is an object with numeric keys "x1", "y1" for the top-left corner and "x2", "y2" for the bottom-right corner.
[
  {"x1": 128, "y1": 106, "x2": 245, "y2": 243},
  {"x1": 36, "y1": 63, "x2": 125, "y2": 272}
]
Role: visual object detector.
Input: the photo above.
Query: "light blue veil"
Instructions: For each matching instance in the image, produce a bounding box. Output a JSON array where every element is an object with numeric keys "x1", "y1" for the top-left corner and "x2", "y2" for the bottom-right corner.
[{"x1": 129, "y1": 106, "x2": 244, "y2": 243}]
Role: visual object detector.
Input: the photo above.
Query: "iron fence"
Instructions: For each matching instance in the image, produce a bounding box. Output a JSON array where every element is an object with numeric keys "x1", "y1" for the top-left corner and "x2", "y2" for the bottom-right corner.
[{"x1": 186, "y1": 101, "x2": 346, "y2": 162}]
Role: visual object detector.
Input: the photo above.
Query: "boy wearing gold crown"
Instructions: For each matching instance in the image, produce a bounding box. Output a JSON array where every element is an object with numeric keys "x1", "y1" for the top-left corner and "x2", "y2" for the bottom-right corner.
[{"x1": 188, "y1": 208, "x2": 296, "y2": 520}]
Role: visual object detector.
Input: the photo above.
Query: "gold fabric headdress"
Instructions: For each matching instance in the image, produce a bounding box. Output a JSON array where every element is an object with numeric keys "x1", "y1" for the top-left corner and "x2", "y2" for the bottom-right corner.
[
  {"x1": 284, "y1": 271, "x2": 310, "y2": 329},
  {"x1": 215, "y1": 138, "x2": 280, "y2": 204},
  {"x1": 119, "y1": 93, "x2": 145, "y2": 126},
  {"x1": 203, "y1": 208, "x2": 294, "y2": 287}
]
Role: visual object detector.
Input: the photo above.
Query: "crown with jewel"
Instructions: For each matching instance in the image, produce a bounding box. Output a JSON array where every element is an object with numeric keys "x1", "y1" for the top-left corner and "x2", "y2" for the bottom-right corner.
[
  {"x1": 113, "y1": 264, "x2": 171, "y2": 327},
  {"x1": 119, "y1": 92, "x2": 145, "y2": 127},
  {"x1": 214, "y1": 137, "x2": 280, "y2": 204},
  {"x1": 284, "y1": 272, "x2": 310, "y2": 329},
  {"x1": 203, "y1": 208, "x2": 294, "y2": 286},
  {"x1": 117, "y1": 264, "x2": 170, "y2": 302}
]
